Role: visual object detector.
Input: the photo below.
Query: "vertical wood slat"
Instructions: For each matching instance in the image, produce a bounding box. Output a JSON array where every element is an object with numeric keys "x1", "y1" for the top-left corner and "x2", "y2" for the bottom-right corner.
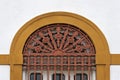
[
  {"x1": 74, "y1": 56, "x2": 76, "y2": 80},
  {"x1": 34, "y1": 55, "x2": 36, "y2": 80},
  {"x1": 28, "y1": 55, "x2": 30, "y2": 80},
  {"x1": 47, "y1": 56, "x2": 49, "y2": 80},
  {"x1": 61, "y1": 56, "x2": 63, "y2": 80},
  {"x1": 88, "y1": 56, "x2": 91, "y2": 80},
  {"x1": 68, "y1": 56, "x2": 70, "y2": 80},
  {"x1": 41, "y1": 56, "x2": 43, "y2": 80},
  {"x1": 81, "y1": 56, "x2": 84, "y2": 80},
  {"x1": 54, "y1": 56, "x2": 56, "y2": 80}
]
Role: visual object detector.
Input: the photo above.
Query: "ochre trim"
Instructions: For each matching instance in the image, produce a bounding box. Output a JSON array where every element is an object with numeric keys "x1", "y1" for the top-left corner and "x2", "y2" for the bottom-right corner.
[
  {"x1": 10, "y1": 64, "x2": 22, "y2": 80},
  {"x1": 10, "y1": 54, "x2": 23, "y2": 64},
  {"x1": 10, "y1": 12, "x2": 110, "y2": 55},
  {"x1": 0, "y1": 55, "x2": 10, "y2": 64},
  {"x1": 0, "y1": 54, "x2": 22, "y2": 65},
  {"x1": 96, "y1": 54, "x2": 106, "y2": 64},
  {"x1": 9, "y1": 12, "x2": 110, "y2": 80},
  {"x1": 110, "y1": 54, "x2": 120, "y2": 64},
  {"x1": 0, "y1": 12, "x2": 120, "y2": 80}
]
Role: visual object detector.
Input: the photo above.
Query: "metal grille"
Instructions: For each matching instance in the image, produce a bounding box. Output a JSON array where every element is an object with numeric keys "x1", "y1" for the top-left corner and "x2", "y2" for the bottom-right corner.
[{"x1": 23, "y1": 23, "x2": 96, "y2": 80}]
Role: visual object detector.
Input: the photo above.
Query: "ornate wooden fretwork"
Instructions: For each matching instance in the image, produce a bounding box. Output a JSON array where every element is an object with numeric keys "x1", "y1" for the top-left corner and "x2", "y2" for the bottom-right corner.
[
  {"x1": 23, "y1": 23, "x2": 95, "y2": 54},
  {"x1": 23, "y1": 23, "x2": 96, "y2": 80}
]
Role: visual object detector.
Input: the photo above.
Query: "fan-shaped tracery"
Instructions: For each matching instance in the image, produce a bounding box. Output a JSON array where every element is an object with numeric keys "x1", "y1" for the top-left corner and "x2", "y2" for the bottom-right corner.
[
  {"x1": 23, "y1": 23, "x2": 95, "y2": 54},
  {"x1": 23, "y1": 23, "x2": 96, "y2": 80}
]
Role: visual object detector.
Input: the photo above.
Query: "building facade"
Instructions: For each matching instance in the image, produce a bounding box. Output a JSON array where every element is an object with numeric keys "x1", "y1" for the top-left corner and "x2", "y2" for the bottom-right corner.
[
  {"x1": 0, "y1": 1, "x2": 120, "y2": 80},
  {"x1": 1, "y1": 12, "x2": 120, "y2": 80}
]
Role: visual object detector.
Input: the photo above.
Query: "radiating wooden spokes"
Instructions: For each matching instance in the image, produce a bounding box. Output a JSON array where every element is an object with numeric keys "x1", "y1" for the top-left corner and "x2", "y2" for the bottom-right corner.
[
  {"x1": 23, "y1": 24, "x2": 95, "y2": 54},
  {"x1": 23, "y1": 23, "x2": 96, "y2": 80}
]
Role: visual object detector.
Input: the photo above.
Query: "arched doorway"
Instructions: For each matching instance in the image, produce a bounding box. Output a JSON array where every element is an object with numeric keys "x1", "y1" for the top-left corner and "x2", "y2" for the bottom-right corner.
[
  {"x1": 10, "y1": 12, "x2": 110, "y2": 80},
  {"x1": 22, "y1": 23, "x2": 96, "y2": 80}
]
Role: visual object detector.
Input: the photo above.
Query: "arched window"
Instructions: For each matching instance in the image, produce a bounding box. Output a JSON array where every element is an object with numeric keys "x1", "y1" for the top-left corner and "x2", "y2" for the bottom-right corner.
[
  {"x1": 30, "y1": 73, "x2": 42, "y2": 80},
  {"x1": 74, "y1": 73, "x2": 88, "y2": 80},
  {"x1": 52, "y1": 73, "x2": 65, "y2": 80},
  {"x1": 5, "y1": 12, "x2": 111, "y2": 80},
  {"x1": 22, "y1": 23, "x2": 96, "y2": 80}
]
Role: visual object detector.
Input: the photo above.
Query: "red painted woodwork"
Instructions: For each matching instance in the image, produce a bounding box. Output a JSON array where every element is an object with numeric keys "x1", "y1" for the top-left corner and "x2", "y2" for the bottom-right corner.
[{"x1": 23, "y1": 23, "x2": 96, "y2": 80}]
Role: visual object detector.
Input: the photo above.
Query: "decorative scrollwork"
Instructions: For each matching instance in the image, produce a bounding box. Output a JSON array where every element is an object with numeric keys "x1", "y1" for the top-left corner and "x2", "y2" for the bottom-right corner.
[{"x1": 23, "y1": 23, "x2": 95, "y2": 54}]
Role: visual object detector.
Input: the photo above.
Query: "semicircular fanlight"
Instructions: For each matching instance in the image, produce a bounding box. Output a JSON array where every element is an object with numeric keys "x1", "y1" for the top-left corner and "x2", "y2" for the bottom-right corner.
[{"x1": 23, "y1": 23, "x2": 95, "y2": 54}]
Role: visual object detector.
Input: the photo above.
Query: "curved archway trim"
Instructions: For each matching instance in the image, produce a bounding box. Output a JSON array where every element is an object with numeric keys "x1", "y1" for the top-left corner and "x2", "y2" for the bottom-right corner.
[{"x1": 1, "y1": 12, "x2": 119, "y2": 80}]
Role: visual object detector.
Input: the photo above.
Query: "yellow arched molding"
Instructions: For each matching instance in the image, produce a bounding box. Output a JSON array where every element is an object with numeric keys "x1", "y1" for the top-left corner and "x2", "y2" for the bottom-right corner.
[
  {"x1": 10, "y1": 12, "x2": 109, "y2": 55},
  {"x1": 10, "y1": 12, "x2": 110, "y2": 80}
]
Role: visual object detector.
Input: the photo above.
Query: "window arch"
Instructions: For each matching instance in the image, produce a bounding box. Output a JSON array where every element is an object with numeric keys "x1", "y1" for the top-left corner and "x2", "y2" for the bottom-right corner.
[
  {"x1": 74, "y1": 73, "x2": 88, "y2": 80},
  {"x1": 9, "y1": 12, "x2": 110, "y2": 80},
  {"x1": 30, "y1": 73, "x2": 42, "y2": 80},
  {"x1": 22, "y1": 23, "x2": 95, "y2": 80},
  {"x1": 52, "y1": 73, "x2": 65, "y2": 80}
]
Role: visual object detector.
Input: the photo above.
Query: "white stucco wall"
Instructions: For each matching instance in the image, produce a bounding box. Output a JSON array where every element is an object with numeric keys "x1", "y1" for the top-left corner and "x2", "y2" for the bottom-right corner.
[
  {"x1": 22, "y1": 71, "x2": 96, "y2": 80},
  {"x1": 110, "y1": 65, "x2": 120, "y2": 80},
  {"x1": 0, "y1": 0, "x2": 120, "y2": 80},
  {"x1": 0, "y1": 65, "x2": 10, "y2": 80}
]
